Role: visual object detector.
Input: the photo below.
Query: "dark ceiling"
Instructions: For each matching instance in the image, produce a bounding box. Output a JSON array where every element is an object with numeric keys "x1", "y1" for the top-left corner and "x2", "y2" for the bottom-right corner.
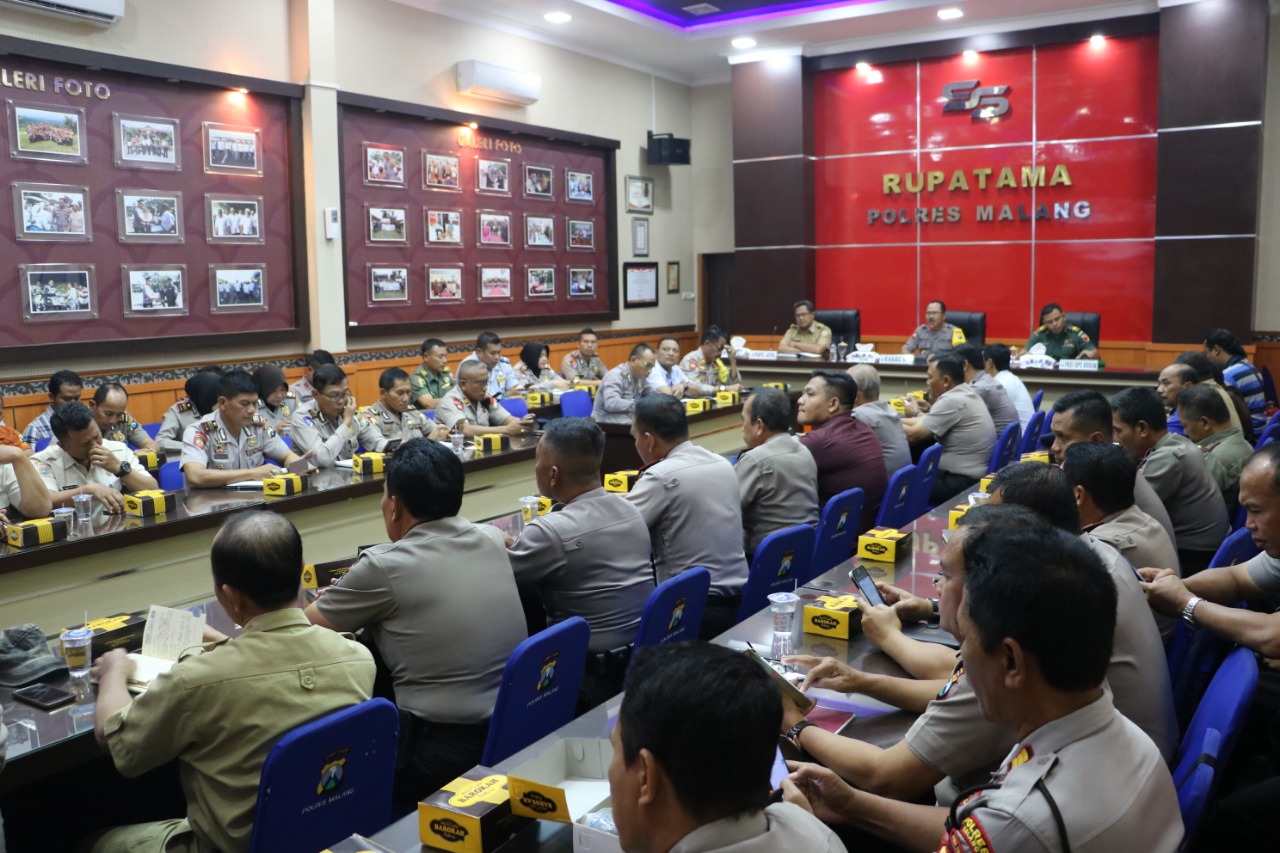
[{"x1": 602, "y1": 0, "x2": 878, "y2": 29}]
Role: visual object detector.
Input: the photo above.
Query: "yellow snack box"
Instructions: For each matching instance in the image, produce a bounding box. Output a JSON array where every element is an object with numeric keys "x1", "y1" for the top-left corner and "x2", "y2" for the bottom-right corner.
[
  {"x1": 123, "y1": 489, "x2": 176, "y2": 517},
  {"x1": 6, "y1": 517, "x2": 69, "y2": 548},
  {"x1": 525, "y1": 391, "x2": 552, "y2": 408},
  {"x1": 352, "y1": 452, "x2": 387, "y2": 475},
  {"x1": 1019, "y1": 450, "x2": 1051, "y2": 464},
  {"x1": 603, "y1": 470, "x2": 640, "y2": 493},
  {"x1": 263, "y1": 473, "x2": 309, "y2": 497},
  {"x1": 683, "y1": 398, "x2": 710, "y2": 415},
  {"x1": 419, "y1": 768, "x2": 530, "y2": 853},
  {"x1": 979, "y1": 475, "x2": 995, "y2": 493},
  {"x1": 715, "y1": 390, "x2": 740, "y2": 407},
  {"x1": 133, "y1": 449, "x2": 166, "y2": 472},
  {"x1": 475, "y1": 434, "x2": 511, "y2": 453},
  {"x1": 802, "y1": 594, "x2": 863, "y2": 640},
  {"x1": 856, "y1": 527, "x2": 912, "y2": 562},
  {"x1": 948, "y1": 502, "x2": 972, "y2": 529}
]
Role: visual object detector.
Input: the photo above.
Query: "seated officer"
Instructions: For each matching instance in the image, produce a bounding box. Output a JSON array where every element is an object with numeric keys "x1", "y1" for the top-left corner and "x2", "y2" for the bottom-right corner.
[
  {"x1": 902, "y1": 300, "x2": 964, "y2": 357},
  {"x1": 847, "y1": 364, "x2": 912, "y2": 474},
  {"x1": 289, "y1": 364, "x2": 383, "y2": 466},
  {"x1": 737, "y1": 388, "x2": 818, "y2": 556},
  {"x1": 88, "y1": 382, "x2": 159, "y2": 451},
  {"x1": 181, "y1": 371, "x2": 302, "y2": 488},
  {"x1": 954, "y1": 344, "x2": 1018, "y2": 434},
  {"x1": 1023, "y1": 302, "x2": 1099, "y2": 360},
  {"x1": 0, "y1": 444, "x2": 52, "y2": 520},
  {"x1": 506, "y1": 418, "x2": 652, "y2": 707},
  {"x1": 786, "y1": 519, "x2": 1180, "y2": 852},
  {"x1": 779, "y1": 299, "x2": 832, "y2": 355},
  {"x1": 252, "y1": 365, "x2": 297, "y2": 433},
  {"x1": 33, "y1": 402, "x2": 157, "y2": 514},
  {"x1": 289, "y1": 349, "x2": 335, "y2": 405},
  {"x1": 1178, "y1": 383, "x2": 1254, "y2": 515},
  {"x1": 157, "y1": 369, "x2": 222, "y2": 456},
  {"x1": 88, "y1": 511, "x2": 375, "y2": 853},
  {"x1": 681, "y1": 329, "x2": 742, "y2": 396},
  {"x1": 983, "y1": 343, "x2": 1035, "y2": 430},
  {"x1": 360, "y1": 367, "x2": 447, "y2": 448},
  {"x1": 902, "y1": 354, "x2": 995, "y2": 503},
  {"x1": 459, "y1": 331, "x2": 520, "y2": 399},
  {"x1": 592, "y1": 344, "x2": 655, "y2": 425},
  {"x1": 609, "y1": 643, "x2": 847, "y2": 853},
  {"x1": 410, "y1": 337, "x2": 454, "y2": 410},
  {"x1": 20, "y1": 369, "x2": 83, "y2": 445},
  {"x1": 797, "y1": 371, "x2": 886, "y2": 532},
  {"x1": 307, "y1": 439, "x2": 527, "y2": 807},
  {"x1": 435, "y1": 361, "x2": 535, "y2": 438},
  {"x1": 648, "y1": 336, "x2": 698, "y2": 398},
  {"x1": 559, "y1": 327, "x2": 606, "y2": 387}
]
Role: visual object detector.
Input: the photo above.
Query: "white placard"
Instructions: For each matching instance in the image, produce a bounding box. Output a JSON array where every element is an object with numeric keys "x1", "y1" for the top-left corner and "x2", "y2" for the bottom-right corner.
[
  {"x1": 1017, "y1": 354, "x2": 1057, "y2": 371},
  {"x1": 1058, "y1": 359, "x2": 1100, "y2": 372},
  {"x1": 749, "y1": 350, "x2": 778, "y2": 361},
  {"x1": 847, "y1": 351, "x2": 878, "y2": 364},
  {"x1": 878, "y1": 354, "x2": 916, "y2": 366}
]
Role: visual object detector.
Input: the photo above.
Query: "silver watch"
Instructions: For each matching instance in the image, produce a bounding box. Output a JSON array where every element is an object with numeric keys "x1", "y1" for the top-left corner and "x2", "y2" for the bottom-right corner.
[{"x1": 1181, "y1": 596, "x2": 1203, "y2": 628}]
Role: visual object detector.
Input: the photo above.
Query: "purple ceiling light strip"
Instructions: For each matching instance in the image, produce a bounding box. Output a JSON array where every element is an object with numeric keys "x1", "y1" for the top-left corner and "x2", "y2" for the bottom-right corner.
[{"x1": 602, "y1": 0, "x2": 882, "y2": 30}]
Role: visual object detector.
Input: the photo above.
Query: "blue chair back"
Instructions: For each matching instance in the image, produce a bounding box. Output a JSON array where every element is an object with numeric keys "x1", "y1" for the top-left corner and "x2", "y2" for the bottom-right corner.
[
  {"x1": 876, "y1": 465, "x2": 916, "y2": 529},
  {"x1": 425, "y1": 410, "x2": 436, "y2": 421},
  {"x1": 1173, "y1": 647, "x2": 1259, "y2": 800},
  {"x1": 142, "y1": 421, "x2": 161, "y2": 439},
  {"x1": 1256, "y1": 420, "x2": 1280, "y2": 450},
  {"x1": 559, "y1": 389, "x2": 592, "y2": 418},
  {"x1": 633, "y1": 567, "x2": 711, "y2": 649},
  {"x1": 1230, "y1": 504, "x2": 1246, "y2": 533},
  {"x1": 158, "y1": 460, "x2": 184, "y2": 491},
  {"x1": 910, "y1": 444, "x2": 943, "y2": 517},
  {"x1": 1260, "y1": 436, "x2": 1276, "y2": 450},
  {"x1": 1177, "y1": 727, "x2": 1221, "y2": 848},
  {"x1": 737, "y1": 524, "x2": 817, "y2": 622},
  {"x1": 33, "y1": 437, "x2": 51, "y2": 452},
  {"x1": 1019, "y1": 410, "x2": 1046, "y2": 456},
  {"x1": 1211, "y1": 527, "x2": 1261, "y2": 569},
  {"x1": 481, "y1": 616, "x2": 591, "y2": 766},
  {"x1": 1031, "y1": 388, "x2": 1044, "y2": 411},
  {"x1": 809, "y1": 488, "x2": 864, "y2": 581},
  {"x1": 987, "y1": 422, "x2": 1022, "y2": 474},
  {"x1": 248, "y1": 697, "x2": 399, "y2": 853},
  {"x1": 1265, "y1": 407, "x2": 1280, "y2": 433},
  {"x1": 502, "y1": 397, "x2": 529, "y2": 418},
  {"x1": 1167, "y1": 620, "x2": 1233, "y2": 729}
]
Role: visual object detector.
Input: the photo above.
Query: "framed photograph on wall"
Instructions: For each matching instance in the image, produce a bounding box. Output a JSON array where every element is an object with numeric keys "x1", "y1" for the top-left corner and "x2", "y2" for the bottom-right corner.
[
  {"x1": 203, "y1": 122, "x2": 262, "y2": 177},
  {"x1": 113, "y1": 113, "x2": 180, "y2": 171},
  {"x1": 13, "y1": 183, "x2": 91, "y2": 242},
  {"x1": 526, "y1": 266, "x2": 555, "y2": 299},
  {"x1": 366, "y1": 204, "x2": 409, "y2": 246},
  {"x1": 427, "y1": 264, "x2": 464, "y2": 302},
  {"x1": 568, "y1": 266, "x2": 596, "y2": 299},
  {"x1": 525, "y1": 214, "x2": 555, "y2": 249},
  {"x1": 364, "y1": 142, "x2": 406, "y2": 187},
  {"x1": 206, "y1": 194, "x2": 264, "y2": 244},
  {"x1": 566, "y1": 170, "x2": 594, "y2": 202},
  {"x1": 117, "y1": 190, "x2": 183, "y2": 243},
  {"x1": 122, "y1": 264, "x2": 187, "y2": 318},
  {"x1": 524, "y1": 164, "x2": 554, "y2": 200},
  {"x1": 476, "y1": 157, "x2": 510, "y2": 195},
  {"x1": 623, "y1": 261, "x2": 659, "y2": 309},
  {"x1": 368, "y1": 264, "x2": 410, "y2": 305},
  {"x1": 210, "y1": 263, "x2": 267, "y2": 313},
  {"x1": 477, "y1": 210, "x2": 511, "y2": 247},
  {"x1": 425, "y1": 209, "x2": 462, "y2": 245},
  {"x1": 567, "y1": 218, "x2": 595, "y2": 250},
  {"x1": 631, "y1": 217, "x2": 650, "y2": 257},
  {"x1": 667, "y1": 261, "x2": 680, "y2": 294},
  {"x1": 477, "y1": 264, "x2": 513, "y2": 301},
  {"x1": 20, "y1": 263, "x2": 96, "y2": 322},
  {"x1": 8, "y1": 101, "x2": 86, "y2": 164},
  {"x1": 625, "y1": 175, "x2": 654, "y2": 214},
  {"x1": 423, "y1": 151, "x2": 461, "y2": 191}
]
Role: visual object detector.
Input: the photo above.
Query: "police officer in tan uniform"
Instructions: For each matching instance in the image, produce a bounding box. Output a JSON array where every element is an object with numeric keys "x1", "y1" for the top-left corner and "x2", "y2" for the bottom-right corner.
[
  {"x1": 359, "y1": 367, "x2": 448, "y2": 448},
  {"x1": 435, "y1": 361, "x2": 535, "y2": 438},
  {"x1": 87, "y1": 383, "x2": 158, "y2": 451},
  {"x1": 559, "y1": 327, "x2": 606, "y2": 387},
  {"x1": 902, "y1": 300, "x2": 967, "y2": 356},
  {"x1": 180, "y1": 371, "x2": 300, "y2": 488},
  {"x1": 289, "y1": 364, "x2": 384, "y2": 467},
  {"x1": 681, "y1": 329, "x2": 742, "y2": 396},
  {"x1": 779, "y1": 300, "x2": 832, "y2": 355},
  {"x1": 157, "y1": 370, "x2": 222, "y2": 456},
  {"x1": 253, "y1": 364, "x2": 298, "y2": 433},
  {"x1": 34, "y1": 402, "x2": 158, "y2": 514}
]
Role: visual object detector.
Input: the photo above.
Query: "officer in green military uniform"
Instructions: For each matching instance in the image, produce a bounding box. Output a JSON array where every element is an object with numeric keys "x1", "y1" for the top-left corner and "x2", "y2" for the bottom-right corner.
[
  {"x1": 1023, "y1": 303, "x2": 1099, "y2": 360},
  {"x1": 410, "y1": 337, "x2": 454, "y2": 410}
]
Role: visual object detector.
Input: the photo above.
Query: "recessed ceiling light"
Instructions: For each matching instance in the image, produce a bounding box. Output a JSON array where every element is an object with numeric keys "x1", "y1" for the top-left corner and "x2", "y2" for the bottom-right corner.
[
  {"x1": 544, "y1": 11, "x2": 572, "y2": 24},
  {"x1": 1090, "y1": 34, "x2": 1106, "y2": 46},
  {"x1": 855, "y1": 62, "x2": 871, "y2": 72},
  {"x1": 937, "y1": 8, "x2": 963, "y2": 20},
  {"x1": 962, "y1": 50, "x2": 978, "y2": 62},
  {"x1": 732, "y1": 36, "x2": 757, "y2": 50}
]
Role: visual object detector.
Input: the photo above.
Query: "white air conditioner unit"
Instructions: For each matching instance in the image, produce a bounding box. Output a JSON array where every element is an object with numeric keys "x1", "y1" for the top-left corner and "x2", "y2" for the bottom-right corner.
[
  {"x1": 0, "y1": 0, "x2": 124, "y2": 27},
  {"x1": 456, "y1": 60, "x2": 541, "y2": 107}
]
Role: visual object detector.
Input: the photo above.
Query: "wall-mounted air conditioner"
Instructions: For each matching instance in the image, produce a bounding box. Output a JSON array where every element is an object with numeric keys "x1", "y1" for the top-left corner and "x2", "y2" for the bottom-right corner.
[
  {"x1": 0, "y1": 0, "x2": 124, "y2": 27},
  {"x1": 456, "y1": 60, "x2": 541, "y2": 107}
]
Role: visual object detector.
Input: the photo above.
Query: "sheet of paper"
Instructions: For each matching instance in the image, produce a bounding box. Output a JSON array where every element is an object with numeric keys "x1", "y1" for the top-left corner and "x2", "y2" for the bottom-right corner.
[
  {"x1": 334, "y1": 459, "x2": 355, "y2": 469},
  {"x1": 225, "y1": 480, "x2": 265, "y2": 490},
  {"x1": 141, "y1": 604, "x2": 206, "y2": 662}
]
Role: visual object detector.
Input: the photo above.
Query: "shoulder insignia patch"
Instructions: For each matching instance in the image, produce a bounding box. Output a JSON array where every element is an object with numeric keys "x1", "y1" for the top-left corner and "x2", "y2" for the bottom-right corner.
[
  {"x1": 1009, "y1": 745, "x2": 1034, "y2": 768},
  {"x1": 302, "y1": 416, "x2": 314, "y2": 427},
  {"x1": 193, "y1": 431, "x2": 207, "y2": 450},
  {"x1": 956, "y1": 815, "x2": 991, "y2": 853},
  {"x1": 937, "y1": 663, "x2": 965, "y2": 700},
  {"x1": 177, "y1": 399, "x2": 192, "y2": 413},
  {"x1": 453, "y1": 398, "x2": 464, "y2": 411},
  {"x1": 1077, "y1": 329, "x2": 1092, "y2": 343},
  {"x1": 266, "y1": 427, "x2": 277, "y2": 439}
]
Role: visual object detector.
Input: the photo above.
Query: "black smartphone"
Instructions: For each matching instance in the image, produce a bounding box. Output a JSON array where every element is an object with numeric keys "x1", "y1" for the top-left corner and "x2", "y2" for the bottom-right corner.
[
  {"x1": 849, "y1": 565, "x2": 887, "y2": 607},
  {"x1": 13, "y1": 682, "x2": 74, "y2": 711}
]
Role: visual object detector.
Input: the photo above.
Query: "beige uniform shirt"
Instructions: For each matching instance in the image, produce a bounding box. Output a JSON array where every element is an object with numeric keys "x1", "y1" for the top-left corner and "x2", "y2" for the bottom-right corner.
[
  {"x1": 779, "y1": 320, "x2": 832, "y2": 351},
  {"x1": 101, "y1": 411, "x2": 153, "y2": 449},
  {"x1": 256, "y1": 393, "x2": 299, "y2": 433},
  {"x1": 179, "y1": 411, "x2": 289, "y2": 473},
  {"x1": 359, "y1": 401, "x2": 435, "y2": 448},
  {"x1": 156, "y1": 398, "x2": 198, "y2": 456},
  {"x1": 33, "y1": 439, "x2": 140, "y2": 492},
  {"x1": 434, "y1": 384, "x2": 512, "y2": 432},
  {"x1": 559, "y1": 351, "x2": 606, "y2": 382},
  {"x1": 288, "y1": 403, "x2": 383, "y2": 468}
]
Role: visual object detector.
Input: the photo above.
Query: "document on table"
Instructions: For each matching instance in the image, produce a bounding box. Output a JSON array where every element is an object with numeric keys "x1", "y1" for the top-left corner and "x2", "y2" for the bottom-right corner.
[{"x1": 126, "y1": 605, "x2": 207, "y2": 693}]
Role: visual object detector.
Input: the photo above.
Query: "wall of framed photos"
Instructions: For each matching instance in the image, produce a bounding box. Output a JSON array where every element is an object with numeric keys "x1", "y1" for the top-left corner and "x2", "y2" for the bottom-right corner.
[
  {"x1": 341, "y1": 100, "x2": 618, "y2": 335},
  {"x1": 0, "y1": 51, "x2": 302, "y2": 352}
]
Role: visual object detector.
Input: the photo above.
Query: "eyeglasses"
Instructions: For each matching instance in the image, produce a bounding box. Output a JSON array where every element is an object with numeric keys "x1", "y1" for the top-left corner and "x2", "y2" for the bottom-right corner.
[
  {"x1": 320, "y1": 391, "x2": 349, "y2": 403},
  {"x1": 639, "y1": 360, "x2": 657, "y2": 370}
]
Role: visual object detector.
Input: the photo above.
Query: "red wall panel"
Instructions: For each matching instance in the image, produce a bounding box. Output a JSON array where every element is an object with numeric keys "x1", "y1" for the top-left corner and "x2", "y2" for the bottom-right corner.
[
  {"x1": 920, "y1": 244, "x2": 1033, "y2": 340},
  {"x1": 813, "y1": 63, "x2": 919, "y2": 157},
  {"x1": 919, "y1": 50, "x2": 1034, "y2": 149},
  {"x1": 1034, "y1": 241, "x2": 1154, "y2": 341},
  {"x1": 816, "y1": 246, "x2": 917, "y2": 333},
  {"x1": 815, "y1": 152, "x2": 918, "y2": 245},
  {"x1": 1035, "y1": 35, "x2": 1159, "y2": 141}
]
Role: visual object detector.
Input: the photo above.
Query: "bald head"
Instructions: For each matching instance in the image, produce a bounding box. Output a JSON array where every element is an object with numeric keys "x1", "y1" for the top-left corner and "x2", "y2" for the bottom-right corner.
[{"x1": 846, "y1": 364, "x2": 881, "y2": 403}]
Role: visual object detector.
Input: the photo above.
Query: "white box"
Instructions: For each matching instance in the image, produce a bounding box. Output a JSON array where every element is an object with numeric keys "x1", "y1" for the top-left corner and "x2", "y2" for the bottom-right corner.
[{"x1": 507, "y1": 738, "x2": 622, "y2": 853}]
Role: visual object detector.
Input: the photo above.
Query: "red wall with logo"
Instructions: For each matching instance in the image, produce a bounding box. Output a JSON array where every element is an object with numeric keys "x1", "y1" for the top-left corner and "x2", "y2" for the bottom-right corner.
[{"x1": 813, "y1": 33, "x2": 1158, "y2": 343}]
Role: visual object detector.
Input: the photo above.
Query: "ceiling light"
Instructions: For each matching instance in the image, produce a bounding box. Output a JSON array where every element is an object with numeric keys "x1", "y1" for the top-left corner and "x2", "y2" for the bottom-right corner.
[
  {"x1": 937, "y1": 8, "x2": 963, "y2": 20},
  {"x1": 962, "y1": 50, "x2": 978, "y2": 62},
  {"x1": 544, "y1": 11, "x2": 572, "y2": 23},
  {"x1": 1090, "y1": 34, "x2": 1105, "y2": 47},
  {"x1": 732, "y1": 36, "x2": 757, "y2": 50},
  {"x1": 855, "y1": 61, "x2": 871, "y2": 72},
  {"x1": 234, "y1": 87, "x2": 249, "y2": 94}
]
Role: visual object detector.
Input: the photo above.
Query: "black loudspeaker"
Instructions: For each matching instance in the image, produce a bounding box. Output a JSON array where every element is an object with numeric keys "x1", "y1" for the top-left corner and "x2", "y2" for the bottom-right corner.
[{"x1": 647, "y1": 132, "x2": 691, "y2": 165}]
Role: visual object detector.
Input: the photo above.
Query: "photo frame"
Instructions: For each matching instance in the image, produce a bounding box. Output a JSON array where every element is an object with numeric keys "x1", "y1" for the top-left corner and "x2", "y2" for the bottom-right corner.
[
  {"x1": 477, "y1": 210, "x2": 512, "y2": 247},
  {"x1": 427, "y1": 264, "x2": 464, "y2": 302},
  {"x1": 526, "y1": 266, "x2": 555, "y2": 299},
  {"x1": 368, "y1": 264, "x2": 410, "y2": 305},
  {"x1": 524, "y1": 164, "x2": 554, "y2": 200},
  {"x1": 568, "y1": 266, "x2": 596, "y2": 299},
  {"x1": 566, "y1": 169, "x2": 594, "y2": 203},
  {"x1": 423, "y1": 151, "x2": 461, "y2": 191},
  {"x1": 631, "y1": 216, "x2": 650, "y2": 257},
  {"x1": 19, "y1": 263, "x2": 96, "y2": 322},
  {"x1": 113, "y1": 113, "x2": 180, "y2": 171},
  {"x1": 476, "y1": 157, "x2": 511, "y2": 195},
  {"x1": 13, "y1": 182, "x2": 92, "y2": 242},
  {"x1": 667, "y1": 261, "x2": 681, "y2": 294},
  {"x1": 210, "y1": 263, "x2": 267, "y2": 313},
  {"x1": 625, "y1": 175, "x2": 655, "y2": 214},
  {"x1": 203, "y1": 122, "x2": 262, "y2": 177},
  {"x1": 477, "y1": 264, "x2": 513, "y2": 301},
  {"x1": 623, "y1": 261, "x2": 659, "y2": 309},
  {"x1": 8, "y1": 101, "x2": 86, "y2": 164},
  {"x1": 425, "y1": 209, "x2": 463, "y2": 245},
  {"x1": 117, "y1": 190, "x2": 184, "y2": 243},
  {"x1": 567, "y1": 218, "x2": 595, "y2": 250},
  {"x1": 524, "y1": 213, "x2": 555, "y2": 249},
  {"x1": 122, "y1": 264, "x2": 188, "y2": 318},
  {"x1": 364, "y1": 142, "x2": 406, "y2": 187},
  {"x1": 206, "y1": 194, "x2": 264, "y2": 244},
  {"x1": 365, "y1": 204, "x2": 409, "y2": 246}
]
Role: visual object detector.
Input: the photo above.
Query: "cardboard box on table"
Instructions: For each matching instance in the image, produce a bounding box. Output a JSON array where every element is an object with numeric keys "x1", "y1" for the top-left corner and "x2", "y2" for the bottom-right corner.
[
  {"x1": 352, "y1": 452, "x2": 387, "y2": 475},
  {"x1": 507, "y1": 738, "x2": 623, "y2": 853},
  {"x1": 856, "y1": 527, "x2": 912, "y2": 562},
  {"x1": 122, "y1": 489, "x2": 176, "y2": 517},
  {"x1": 6, "y1": 517, "x2": 69, "y2": 548},
  {"x1": 475, "y1": 434, "x2": 511, "y2": 454},
  {"x1": 802, "y1": 594, "x2": 863, "y2": 640},
  {"x1": 419, "y1": 768, "x2": 531, "y2": 853},
  {"x1": 603, "y1": 470, "x2": 640, "y2": 493}
]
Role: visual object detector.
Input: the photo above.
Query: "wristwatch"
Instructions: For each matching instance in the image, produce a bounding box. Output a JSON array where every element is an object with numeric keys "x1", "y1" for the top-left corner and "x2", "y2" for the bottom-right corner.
[
  {"x1": 1181, "y1": 596, "x2": 1203, "y2": 628},
  {"x1": 784, "y1": 719, "x2": 814, "y2": 749},
  {"x1": 117, "y1": 460, "x2": 132, "y2": 477},
  {"x1": 927, "y1": 598, "x2": 941, "y2": 627}
]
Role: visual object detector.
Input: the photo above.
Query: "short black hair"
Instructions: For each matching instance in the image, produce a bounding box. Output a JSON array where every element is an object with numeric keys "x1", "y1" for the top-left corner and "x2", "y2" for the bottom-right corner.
[
  {"x1": 1249, "y1": 442, "x2": 1280, "y2": 492},
  {"x1": 810, "y1": 370, "x2": 856, "y2": 408},
  {"x1": 210, "y1": 511, "x2": 303, "y2": 608},
  {"x1": 1052, "y1": 390, "x2": 1112, "y2": 437},
  {"x1": 657, "y1": 335, "x2": 680, "y2": 349},
  {"x1": 1062, "y1": 443, "x2": 1136, "y2": 516},
  {"x1": 385, "y1": 438, "x2": 463, "y2": 521},
  {"x1": 196, "y1": 364, "x2": 224, "y2": 376},
  {"x1": 1039, "y1": 302, "x2": 1064, "y2": 324},
  {"x1": 542, "y1": 417, "x2": 604, "y2": 477},
  {"x1": 92, "y1": 382, "x2": 127, "y2": 405},
  {"x1": 983, "y1": 343, "x2": 1012, "y2": 371},
  {"x1": 519, "y1": 341, "x2": 548, "y2": 372},
  {"x1": 1176, "y1": 351, "x2": 1223, "y2": 385},
  {"x1": 477, "y1": 331, "x2": 501, "y2": 350},
  {"x1": 747, "y1": 388, "x2": 791, "y2": 433},
  {"x1": 963, "y1": 523, "x2": 1116, "y2": 691},
  {"x1": 990, "y1": 461, "x2": 1080, "y2": 533},
  {"x1": 1177, "y1": 383, "x2": 1230, "y2": 425},
  {"x1": 421, "y1": 337, "x2": 446, "y2": 355},
  {"x1": 379, "y1": 366, "x2": 410, "y2": 391},
  {"x1": 928, "y1": 299, "x2": 947, "y2": 313},
  {"x1": 218, "y1": 369, "x2": 258, "y2": 400},
  {"x1": 186, "y1": 372, "x2": 224, "y2": 416},
  {"x1": 578, "y1": 328, "x2": 597, "y2": 341},
  {"x1": 700, "y1": 329, "x2": 720, "y2": 345},
  {"x1": 1111, "y1": 386, "x2": 1166, "y2": 431},
  {"x1": 932, "y1": 353, "x2": 965, "y2": 385},
  {"x1": 49, "y1": 369, "x2": 83, "y2": 396},
  {"x1": 306, "y1": 349, "x2": 336, "y2": 370},
  {"x1": 634, "y1": 394, "x2": 689, "y2": 443},
  {"x1": 1205, "y1": 328, "x2": 1246, "y2": 358},
  {"x1": 50, "y1": 401, "x2": 94, "y2": 440},
  {"x1": 793, "y1": 299, "x2": 815, "y2": 313},
  {"x1": 629, "y1": 343, "x2": 654, "y2": 360},
  {"x1": 311, "y1": 364, "x2": 347, "y2": 393},
  {"x1": 621, "y1": 643, "x2": 779, "y2": 823},
  {"x1": 953, "y1": 343, "x2": 983, "y2": 371}
]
